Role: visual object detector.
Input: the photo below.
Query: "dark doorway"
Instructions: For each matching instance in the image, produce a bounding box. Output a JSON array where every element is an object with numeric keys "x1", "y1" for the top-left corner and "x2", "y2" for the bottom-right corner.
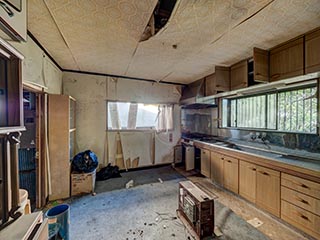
[{"x1": 18, "y1": 90, "x2": 37, "y2": 210}]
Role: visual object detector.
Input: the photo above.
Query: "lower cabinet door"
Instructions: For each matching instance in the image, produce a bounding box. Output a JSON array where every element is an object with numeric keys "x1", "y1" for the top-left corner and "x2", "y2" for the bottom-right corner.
[
  {"x1": 223, "y1": 156, "x2": 239, "y2": 194},
  {"x1": 239, "y1": 161, "x2": 256, "y2": 203},
  {"x1": 256, "y1": 166, "x2": 280, "y2": 217},
  {"x1": 210, "y1": 152, "x2": 224, "y2": 185},
  {"x1": 201, "y1": 149, "x2": 211, "y2": 178}
]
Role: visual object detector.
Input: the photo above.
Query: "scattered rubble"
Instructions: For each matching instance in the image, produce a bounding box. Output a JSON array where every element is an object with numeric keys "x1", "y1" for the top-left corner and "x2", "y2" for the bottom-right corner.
[{"x1": 126, "y1": 180, "x2": 134, "y2": 189}]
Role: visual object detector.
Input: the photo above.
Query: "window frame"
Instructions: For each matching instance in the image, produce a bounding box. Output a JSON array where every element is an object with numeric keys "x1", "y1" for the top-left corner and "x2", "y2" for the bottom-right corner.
[{"x1": 220, "y1": 83, "x2": 319, "y2": 135}]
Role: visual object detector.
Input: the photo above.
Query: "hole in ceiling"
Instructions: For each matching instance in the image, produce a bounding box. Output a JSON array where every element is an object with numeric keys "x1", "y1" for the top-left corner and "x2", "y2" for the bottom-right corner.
[{"x1": 140, "y1": 0, "x2": 177, "y2": 42}]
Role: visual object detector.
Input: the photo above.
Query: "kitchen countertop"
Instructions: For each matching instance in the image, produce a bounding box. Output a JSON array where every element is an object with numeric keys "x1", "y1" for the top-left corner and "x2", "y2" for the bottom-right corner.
[{"x1": 190, "y1": 138, "x2": 320, "y2": 178}]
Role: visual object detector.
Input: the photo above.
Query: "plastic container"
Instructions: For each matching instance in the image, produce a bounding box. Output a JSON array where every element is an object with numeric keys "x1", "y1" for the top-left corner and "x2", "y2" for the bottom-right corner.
[
  {"x1": 18, "y1": 189, "x2": 28, "y2": 214},
  {"x1": 45, "y1": 204, "x2": 70, "y2": 240}
]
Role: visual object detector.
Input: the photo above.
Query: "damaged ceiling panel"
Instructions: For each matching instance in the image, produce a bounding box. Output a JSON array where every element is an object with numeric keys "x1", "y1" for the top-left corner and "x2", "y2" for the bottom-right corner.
[
  {"x1": 27, "y1": 0, "x2": 79, "y2": 70},
  {"x1": 28, "y1": 0, "x2": 320, "y2": 84},
  {"x1": 28, "y1": 0, "x2": 158, "y2": 75}
]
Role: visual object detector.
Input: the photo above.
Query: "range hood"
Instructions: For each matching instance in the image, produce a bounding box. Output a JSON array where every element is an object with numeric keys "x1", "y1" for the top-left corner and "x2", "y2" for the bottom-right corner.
[{"x1": 180, "y1": 79, "x2": 217, "y2": 109}]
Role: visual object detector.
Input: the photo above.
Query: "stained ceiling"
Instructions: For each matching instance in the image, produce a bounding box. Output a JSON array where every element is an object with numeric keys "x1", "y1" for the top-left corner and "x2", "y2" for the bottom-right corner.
[{"x1": 28, "y1": 0, "x2": 320, "y2": 84}]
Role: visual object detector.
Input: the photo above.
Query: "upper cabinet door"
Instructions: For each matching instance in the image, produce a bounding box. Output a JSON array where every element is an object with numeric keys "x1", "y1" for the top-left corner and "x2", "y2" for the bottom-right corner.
[
  {"x1": 269, "y1": 37, "x2": 304, "y2": 82},
  {"x1": 0, "y1": 0, "x2": 27, "y2": 41},
  {"x1": 230, "y1": 60, "x2": 247, "y2": 90},
  {"x1": 305, "y1": 29, "x2": 320, "y2": 74},
  {"x1": 253, "y1": 48, "x2": 269, "y2": 82}
]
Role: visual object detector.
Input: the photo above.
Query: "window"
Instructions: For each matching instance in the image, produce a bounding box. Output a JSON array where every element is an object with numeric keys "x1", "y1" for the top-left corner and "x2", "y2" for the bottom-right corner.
[
  {"x1": 222, "y1": 85, "x2": 318, "y2": 133},
  {"x1": 107, "y1": 101, "x2": 173, "y2": 131}
]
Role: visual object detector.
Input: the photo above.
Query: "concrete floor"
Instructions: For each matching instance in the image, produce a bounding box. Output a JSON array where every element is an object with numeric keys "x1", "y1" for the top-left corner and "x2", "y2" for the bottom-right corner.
[{"x1": 68, "y1": 166, "x2": 271, "y2": 240}]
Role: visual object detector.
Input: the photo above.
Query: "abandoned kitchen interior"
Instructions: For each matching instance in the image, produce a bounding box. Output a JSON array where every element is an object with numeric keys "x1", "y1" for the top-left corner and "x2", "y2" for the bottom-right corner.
[{"x1": 0, "y1": 0, "x2": 320, "y2": 239}]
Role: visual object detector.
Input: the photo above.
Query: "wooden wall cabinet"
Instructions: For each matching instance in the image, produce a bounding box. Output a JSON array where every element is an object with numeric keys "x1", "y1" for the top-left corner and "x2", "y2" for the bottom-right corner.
[
  {"x1": 48, "y1": 94, "x2": 76, "y2": 200},
  {"x1": 200, "y1": 148, "x2": 211, "y2": 178},
  {"x1": 223, "y1": 155, "x2": 239, "y2": 194},
  {"x1": 305, "y1": 28, "x2": 320, "y2": 74},
  {"x1": 269, "y1": 37, "x2": 304, "y2": 82},
  {"x1": 230, "y1": 60, "x2": 248, "y2": 90},
  {"x1": 256, "y1": 166, "x2": 280, "y2": 217},
  {"x1": 210, "y1": 151, "x2": 224, "y2": 185},
  {"x1": 205, "y1": 66, "x2": 230, "y2": 96},
  {"x1": 239, "y1": 160, "x2": 256, "y2": 203},
  {"x1": 253, "y1": 47, "x2": 269, "y2": 82}
]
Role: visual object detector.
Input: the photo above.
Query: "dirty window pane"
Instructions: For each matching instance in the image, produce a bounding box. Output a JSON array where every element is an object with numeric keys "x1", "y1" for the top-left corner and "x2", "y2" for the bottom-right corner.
[
  {"x1": 107, "y1": 102, "x2": 173, "y2": 130},
  {"x1": 236, "y1": 95, "x2": 266, "y2": 128},
  {"x1": 230, "y1": 100, "x2": 237, "y2": 127},
  {"x1": 278, "y1": 86, "x2": 317, "y2": 133},
  {"x1": 136, "y1": 104, "x2": 158, "y2": 128},
  {"x1": 221, "y1": 99, "x2": 228, "y2": 127},
  {"x1": 267, "y1": 93, "x2": 277, "y2": 129}
]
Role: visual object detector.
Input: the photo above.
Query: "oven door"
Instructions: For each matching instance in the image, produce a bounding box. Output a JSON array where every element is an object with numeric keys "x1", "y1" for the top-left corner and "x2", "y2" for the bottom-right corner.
[{"x1": 184, "y1": 145, "x2": 194, "y2": 171}]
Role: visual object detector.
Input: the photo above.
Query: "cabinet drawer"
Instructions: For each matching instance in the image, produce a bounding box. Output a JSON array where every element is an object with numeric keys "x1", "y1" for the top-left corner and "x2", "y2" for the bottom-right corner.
[
  {"x1": 281, "y1": 186, "x2": 320, "y2": 216},
  {"x1": 282, "y1": 173, "x2": 320, "y2": 199},
  {"x1": 281, "y1": 200, "x2": 320, "y2": 239}
]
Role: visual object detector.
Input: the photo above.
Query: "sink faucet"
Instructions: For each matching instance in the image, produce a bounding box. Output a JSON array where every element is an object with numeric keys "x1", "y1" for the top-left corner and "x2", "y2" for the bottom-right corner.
[
  {"x1": 249, "y1": 132, "x2": 256, "y2": 141},
  {"x1": 258, "y1": 132, "x2": 270, "y2": 149}
]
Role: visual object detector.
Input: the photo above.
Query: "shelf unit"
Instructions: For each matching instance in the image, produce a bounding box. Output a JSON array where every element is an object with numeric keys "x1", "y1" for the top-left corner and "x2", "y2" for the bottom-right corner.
[{"x1": 48, "y1": 94, "x2": 76, "y2": 200}]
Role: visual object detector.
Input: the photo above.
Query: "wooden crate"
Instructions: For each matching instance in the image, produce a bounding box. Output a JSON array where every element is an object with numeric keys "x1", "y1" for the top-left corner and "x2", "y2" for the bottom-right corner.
[
  {"x1": 71, "y1": 170, "x2": 96, "y2": 196},
  {"x1": 178, "y1": 181, "x2": 215, "y2": 239}
]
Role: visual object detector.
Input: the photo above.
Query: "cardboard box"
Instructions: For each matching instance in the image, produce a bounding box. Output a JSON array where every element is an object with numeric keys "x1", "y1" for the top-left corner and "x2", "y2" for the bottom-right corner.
[{"x1": 71, "y1": 170, "x2": 96, "y2": 196}]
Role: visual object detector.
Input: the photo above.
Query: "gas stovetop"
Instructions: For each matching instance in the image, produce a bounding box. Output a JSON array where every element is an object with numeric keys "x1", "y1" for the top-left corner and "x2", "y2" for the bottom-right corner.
[{"x1": 181, "y1": 134, "x2": 223, "y2": 145}]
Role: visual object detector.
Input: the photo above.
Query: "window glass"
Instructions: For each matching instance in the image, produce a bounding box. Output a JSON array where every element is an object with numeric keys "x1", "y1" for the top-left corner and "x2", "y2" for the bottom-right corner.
[
  {"x1": 221, "y1": 85, "x2": 317, "y2": 133},
  {"x1": 107, "y1": 102, "x2": 173, "y2": 131},
  {"x1": 278, "y1": 87, "x2": 317, "y2": 133},
  {"x1": 136, "y1": 104, "x2": 158, "y2": 128}
]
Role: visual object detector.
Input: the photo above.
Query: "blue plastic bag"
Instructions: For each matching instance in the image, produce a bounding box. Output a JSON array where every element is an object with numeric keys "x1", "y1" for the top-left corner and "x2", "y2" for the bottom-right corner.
[{"x1": 71, "y1": 150, "x2": 98, "y2": 173}]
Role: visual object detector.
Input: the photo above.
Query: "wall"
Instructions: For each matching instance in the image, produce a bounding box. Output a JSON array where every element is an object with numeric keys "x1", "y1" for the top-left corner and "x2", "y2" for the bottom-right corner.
[
  {"x1": 63, "y1": 72, "x2": 181, "y2": 167},
  {"x1": 1, "y1": 34, "x2": 62, "y2": 94}
]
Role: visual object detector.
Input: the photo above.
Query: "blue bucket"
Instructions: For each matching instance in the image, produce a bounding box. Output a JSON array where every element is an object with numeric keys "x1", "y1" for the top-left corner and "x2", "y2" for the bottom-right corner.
[{"x1": 45, "y1": 204, "x2": 70, "y2": 240}]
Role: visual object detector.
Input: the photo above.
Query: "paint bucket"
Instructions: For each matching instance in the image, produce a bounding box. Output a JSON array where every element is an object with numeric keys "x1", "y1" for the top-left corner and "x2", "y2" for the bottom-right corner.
[{"x1": 45, "y1": 204, "x2": 70, "y2": 240}]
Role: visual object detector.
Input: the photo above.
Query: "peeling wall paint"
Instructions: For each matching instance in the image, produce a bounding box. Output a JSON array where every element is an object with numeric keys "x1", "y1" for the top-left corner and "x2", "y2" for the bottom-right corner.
[
  {"x1": 63, "y1": 72, "x2": 181, "y2": 168},
  {"x1": 8, "y1": 36, "x2": 62, "y2": 94},
  {"x1": 63, "y1": 72, "x2": 107, "y2": 165},
  {"x1": 107, "y1": 77, "x2": 181, "y2": 103}
]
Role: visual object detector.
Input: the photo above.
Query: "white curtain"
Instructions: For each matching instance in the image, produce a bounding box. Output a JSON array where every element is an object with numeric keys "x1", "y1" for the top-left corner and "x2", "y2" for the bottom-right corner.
[{"x1": 156, "y1": 104, "x2": 173, "y2": 132}]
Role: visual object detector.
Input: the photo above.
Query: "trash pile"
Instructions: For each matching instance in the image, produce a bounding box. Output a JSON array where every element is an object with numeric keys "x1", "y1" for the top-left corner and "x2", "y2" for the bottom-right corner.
[
  {"x1": 96, "y1": 163, "x2": 121, "y2": 181},
  {"x1": 71, "y1": 150, "x2": 98, "y2": 173}
]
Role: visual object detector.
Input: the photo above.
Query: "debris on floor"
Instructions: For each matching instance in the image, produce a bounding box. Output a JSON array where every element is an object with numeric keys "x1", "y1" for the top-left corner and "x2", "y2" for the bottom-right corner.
[
  {"x1": 158, "y1": 178, "x2": 163, "y2": 183},
  {"x1": 247, "y1": 217, "x2": 264, "y2": 228},
  {"x1": 96, "y1": 163, "x2": 121, "y2": 181},
  {"x1": 126, "y1": 180, "x2": 134, "y2": 189},
  {"x1": 214, "y1": 226, "x2": 223, "y2": 237}
]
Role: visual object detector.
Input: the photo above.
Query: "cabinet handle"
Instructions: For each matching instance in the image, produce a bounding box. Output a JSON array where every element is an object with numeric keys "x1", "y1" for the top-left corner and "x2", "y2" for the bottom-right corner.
[
  {"x1": 227, "y1": 160, "x2": 232, "y2": 163},
  {"x1": 300, "y1": 184, "x2": 309, "y2": 189},
  {"x1": 300, "y1": 215, "x2": 309, "y2": 221},
  {"x1": 300, "y1": 199, "x2": 309, "y2": 205},
  {"x1": 259, "y1": 171, "x2": 269, "y2": 176},
  {"x1": 251, "y1": 168, "x2": 256, "y2": 171},
  {"x1": 221, "y1": 157, "x2": 224, "y2": 160}
]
